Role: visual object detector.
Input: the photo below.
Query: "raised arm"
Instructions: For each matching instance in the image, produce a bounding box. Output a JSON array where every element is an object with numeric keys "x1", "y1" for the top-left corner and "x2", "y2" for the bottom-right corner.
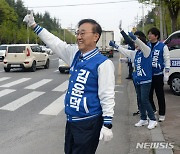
[
  {"x1": 120, "y1": 30, "x2": 135, "y2": 50},
  {"x1": 119, "y1": 20, "x2": 135, "y2": 50},
  {"x1": 109, "y1": 41, "x2": 135, "y2": 60},
  {"x1": 128, "y1": 32, "x2": 151, "y2": 58},
  {"x1": 23, "y1": 11, "x2": 77, "y2": 66}
]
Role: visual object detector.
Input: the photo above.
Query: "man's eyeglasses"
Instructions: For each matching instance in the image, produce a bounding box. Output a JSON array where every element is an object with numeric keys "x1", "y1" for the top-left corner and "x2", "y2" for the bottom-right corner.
[{"x1": 75, "y1": 31, "x2": 94, "y2": 37}]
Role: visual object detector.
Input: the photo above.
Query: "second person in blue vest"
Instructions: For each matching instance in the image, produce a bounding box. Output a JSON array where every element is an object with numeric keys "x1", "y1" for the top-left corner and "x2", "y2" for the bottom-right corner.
[{"x1": 109, "y1": 31, "x2": 157, "y2": 129}]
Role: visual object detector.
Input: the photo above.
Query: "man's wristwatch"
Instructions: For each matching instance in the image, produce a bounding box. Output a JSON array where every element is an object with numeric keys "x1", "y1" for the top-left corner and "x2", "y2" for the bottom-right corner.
[{"x1": 104, "y1": 124, "x2": 113, "y2": 129}]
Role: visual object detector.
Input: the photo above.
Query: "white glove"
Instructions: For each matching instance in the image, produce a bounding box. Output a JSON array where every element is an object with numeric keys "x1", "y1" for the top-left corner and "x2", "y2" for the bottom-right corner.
[
  {"x1": 23, "y1": 10, "x2": 36, "y2": 27},
  {"x1": 164, "y1": 72, "x2": 169, "y2": 82},
  {"x1": 99, "y1": 126, "x2": 113, "y2": 142},
  {"x1": 119, "y1": 20, "x2": 122, "y2": 31}
]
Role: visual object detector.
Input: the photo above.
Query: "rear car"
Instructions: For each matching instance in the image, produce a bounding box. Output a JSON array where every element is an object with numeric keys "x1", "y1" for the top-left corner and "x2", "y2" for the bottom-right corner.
[
  {"x1": 164, "y1": 30, "x2": 180, "y2": 95},
  {"x1": 3, "y1": 44, "x2": 50, "y2": 72},
  {"x1": 40, "y1": 45, "x2": 53, "y2": 55},
  {"x1": 0, "y1": 44, "x2": 8, "y2": 61},
  {"x1": 58, "y1": 58, "x2": 70, "y2": 73}
]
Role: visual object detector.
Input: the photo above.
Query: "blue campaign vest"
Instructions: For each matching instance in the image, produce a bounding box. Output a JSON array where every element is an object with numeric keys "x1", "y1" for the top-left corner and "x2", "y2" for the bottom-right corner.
[
  {"x1": 133, "y1": 50, "x2": 152, "y2": 85},
  {"x1": 64, "y1": 48, "x2": 108, "y2": 122},
  {"x1": 148, "y1": 41, "x2": 165, "y2": 75}
]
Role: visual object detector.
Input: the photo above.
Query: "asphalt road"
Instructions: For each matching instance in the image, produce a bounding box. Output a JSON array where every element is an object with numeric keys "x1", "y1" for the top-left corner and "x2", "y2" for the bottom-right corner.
[{"x1": 1, "y1": 52, "x2": 177, "y2": 154}]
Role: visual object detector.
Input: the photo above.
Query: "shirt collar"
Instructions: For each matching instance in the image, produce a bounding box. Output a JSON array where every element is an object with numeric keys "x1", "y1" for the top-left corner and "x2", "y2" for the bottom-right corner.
[{"x1": 80, "y1": 48, "x2": 99, "y2": 60}]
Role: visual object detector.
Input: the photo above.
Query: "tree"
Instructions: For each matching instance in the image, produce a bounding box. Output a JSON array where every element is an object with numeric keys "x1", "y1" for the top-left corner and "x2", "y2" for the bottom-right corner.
[
  {"x1": 14, "y1": 0, "x2": 28, "y2": 27},
  {"x1": 139, "y1": 0, "x2": 180, "y2": 32},
  {"x1": 0, "y1": 0, "x2": 17, "y2": 23},
  {"x1": 165, "y1": 0, "x2": 180, "y2": 31}
]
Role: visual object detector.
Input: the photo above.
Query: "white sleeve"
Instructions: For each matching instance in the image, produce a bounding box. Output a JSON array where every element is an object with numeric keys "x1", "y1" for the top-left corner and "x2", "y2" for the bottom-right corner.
[
  {"x1": 163, "y1": 45, "x2": 170, "y2": 69},
  {"x1": 38, "y1": 28, "x2": 78, "y2": 66},
  {"x1": 98, "y1": 59, "x2": 115, "y2": 117},
  {"x1": 134, "y1": 38, "x2": 151, "y2": 58},
  {"x1": 117, "y1": 46, "x2": 135, "y2": 61}
]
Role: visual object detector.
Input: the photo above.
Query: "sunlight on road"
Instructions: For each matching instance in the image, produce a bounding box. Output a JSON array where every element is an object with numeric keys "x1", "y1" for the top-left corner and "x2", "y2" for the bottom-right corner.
[{"x1": 117, "y1": 54, "x2": 122, "y2": 84}]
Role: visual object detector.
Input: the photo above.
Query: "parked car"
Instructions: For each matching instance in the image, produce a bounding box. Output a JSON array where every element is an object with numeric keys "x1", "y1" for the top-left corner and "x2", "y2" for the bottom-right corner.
[
  {"x1": 40, "y1": 45, "x2": 53, "y2": 55},
  {"x1": 0, "y1": 44, "x2": 8, "y2": 61},
  {"x1": 164, "y1": 30, "x2": 180, "y2": 96},
  {"x1": 3, "y1": 44, "x2": 50, "y2": 72},
  {"x1": 58, "y1": 58, "x2": 70, "y2": 73}
]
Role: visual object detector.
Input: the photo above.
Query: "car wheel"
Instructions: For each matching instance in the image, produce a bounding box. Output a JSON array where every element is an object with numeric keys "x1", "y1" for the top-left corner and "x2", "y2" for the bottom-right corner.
[
  {"x1": 60, "y1": 70, "x2": 65, "y2": 73},
  {"x1": 30, "y1": 61, "x2": 36, "y2": 72},
  {"x1": 169, "y1": 74, "x2": 180, "y2": 96},
  {"x1": 44, "y1": 59, "x2": 49, "y2": 69},
  {"x1": 4, "y1": 67, "x2": 10, "y2": 72}
]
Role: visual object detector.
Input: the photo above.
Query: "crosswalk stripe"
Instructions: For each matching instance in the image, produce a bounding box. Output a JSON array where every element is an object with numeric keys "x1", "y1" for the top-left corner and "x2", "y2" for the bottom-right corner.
[
  {"x1": 0, "y1": 78, "x2": 31, "y2": 88},
  {"x1": 115, "y1": 84, "x2": 124, "y2": 87},
  {"x1": 39, "y1": 94, "x2": 65, "y2": 115},
  {"x1": 24, "y1": 79, "x2": 52, "y2": 89},
  {"x1": 0, "y1": 91, "x2": 45, "y2": 111},
  {"x1": 54, "y1": 70, "x2": 59, "y2": 72},
  {"x1": 52, "y1": 80, "x2": 69, "y2": 92},
  {"x1": 0, "y1": 77, "x2": 11, "y2": 82},
  {"x1": 115, "y1": 91, "x2": 123, "y2": 93},
  {"x1": 51, "y1": 58, "x2": 59, "y2": 61},
  {"x1": 0, "y1": 89, "x2": 16, "y2": 97}
]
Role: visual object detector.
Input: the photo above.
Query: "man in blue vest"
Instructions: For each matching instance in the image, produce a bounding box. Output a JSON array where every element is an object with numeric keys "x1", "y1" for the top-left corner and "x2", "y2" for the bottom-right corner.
[
  {"x1": 147, "y1": 27, "x2": 170, "y2": 122},
  {"x1": 23, "y1": 12, "x2": 115, "y2": 154}
]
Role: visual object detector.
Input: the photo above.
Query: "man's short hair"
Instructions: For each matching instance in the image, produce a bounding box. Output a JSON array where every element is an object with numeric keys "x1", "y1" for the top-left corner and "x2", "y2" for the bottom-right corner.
[
  {"x1": 78, "y1": 19, "x2": 102, "y2": 42},
  {"x1": 148, "y1": 27, "x2": 160, "y2": 39}
]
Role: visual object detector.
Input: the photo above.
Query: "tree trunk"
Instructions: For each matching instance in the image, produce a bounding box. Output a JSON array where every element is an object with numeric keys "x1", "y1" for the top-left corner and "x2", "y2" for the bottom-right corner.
[
  {"x1": 166, "y1": 0, "x2": 179, "y2": 32},
  {"x1": 171, "y1": 16, "x2": 177, "y2": 32}
]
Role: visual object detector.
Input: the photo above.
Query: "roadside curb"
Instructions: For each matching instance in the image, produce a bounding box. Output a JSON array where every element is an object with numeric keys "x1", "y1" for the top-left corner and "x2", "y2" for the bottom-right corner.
[
  {"x1": 151, "y1": 126, "x2": 173, "y2": 154},
  {"x1": 127, "y1": 80, "x2": 173, "y2": 154}
]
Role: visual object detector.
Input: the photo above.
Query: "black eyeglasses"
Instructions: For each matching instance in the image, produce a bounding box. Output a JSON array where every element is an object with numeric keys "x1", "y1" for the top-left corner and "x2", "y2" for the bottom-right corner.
[{"x1": 75, "y1": 31, "x2": 94, "y2": 37}]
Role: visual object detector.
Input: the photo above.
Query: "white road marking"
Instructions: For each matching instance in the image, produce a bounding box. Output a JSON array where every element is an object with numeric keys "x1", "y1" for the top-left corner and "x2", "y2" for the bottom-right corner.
[
  {"x1": 39, "y1": 94, "x2": 65, "y2": 115},
  {"x1": 0, "y1": 77, "x2": 11, "y2": 82},
  {"x1": 115, "y1": 85, "x2": 124, "y2": 87},
  {"x1": 0, "y1": 91, "x2": 45, "y2": 111},
  {"x1": 24, "y1": 79, "x2": 52, "y2": 89},
  {"x1": 0, "y1": 78, "x2": 31, "y2": 88},
  {"x1": 52, "y1": 80, "x2": 68, "y2": 92},
  {"x1": 54, "y1": 70, "x2": 59, "y2": 72},
  {"x1": 115, "y1": 91, "x2": 124, "y2": 93},
  {"x1": 0, "y1": 89, "x2": 16, "y2": 97},
  {"x1": 51, "y1": 58, "x2": 59, "y2": 61}
]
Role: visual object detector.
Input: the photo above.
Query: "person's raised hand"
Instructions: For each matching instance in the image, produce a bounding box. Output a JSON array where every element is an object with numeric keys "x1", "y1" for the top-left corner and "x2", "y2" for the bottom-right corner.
[
  {"x1": 109, "y1": 40, "x2": 119, "y2": 49},
  {"x1": 23, "y1": 10, "x2": 36, "y2": 27},
  {"x1": 128, "y1": 32, "x2": 137, "y2": 40}
]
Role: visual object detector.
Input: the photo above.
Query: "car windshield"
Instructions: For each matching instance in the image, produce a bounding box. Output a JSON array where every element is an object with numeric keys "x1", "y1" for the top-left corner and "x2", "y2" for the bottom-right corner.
[
  {"x1": 0, "y1": 46, "x2": 7, "y2": 50},
  {"x1": 8, "y1": 46, "x2": 25, "y2": 53}
]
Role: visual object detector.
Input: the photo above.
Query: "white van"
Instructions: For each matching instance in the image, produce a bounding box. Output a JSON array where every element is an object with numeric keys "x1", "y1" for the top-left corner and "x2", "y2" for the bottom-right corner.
[{"x1": 164, "y1": 30, "x2": 180, "y2": 96}]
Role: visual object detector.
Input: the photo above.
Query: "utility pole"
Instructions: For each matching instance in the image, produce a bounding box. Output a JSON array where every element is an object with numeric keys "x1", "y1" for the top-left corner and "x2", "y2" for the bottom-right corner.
[
  {"x1": 142, "y1": 4, "x2": 145, "y2": 33},
  {"x1": 27, "y1": 25, "x2": 29, "y2": 44},
  {"x1": 159, "y1": 0, "x2": 163, "y2": 40},
  {"x1": 63, "y1": 29, "x2": 66, "y2": 41}
]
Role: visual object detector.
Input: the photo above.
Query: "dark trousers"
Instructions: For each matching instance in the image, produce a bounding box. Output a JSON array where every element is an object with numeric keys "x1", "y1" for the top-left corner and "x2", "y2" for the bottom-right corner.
[
  {"x1": 149, "y1": 74, "x2": 166, "y2": 116},
  {"x1": 128, "y1": 62, "x2": 133, "y2": 78},
  {"x1": 64, "y1": 116, "x2": 103, "y2": 154}
]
